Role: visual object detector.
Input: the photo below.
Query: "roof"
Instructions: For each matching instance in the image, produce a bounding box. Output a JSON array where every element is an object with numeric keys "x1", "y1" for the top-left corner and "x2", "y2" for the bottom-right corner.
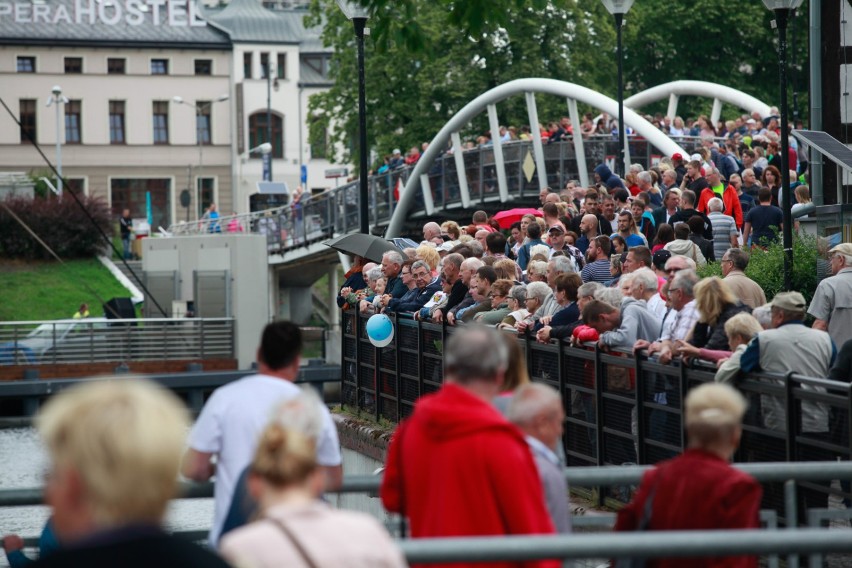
[
  {"x1": 203, "y1": 0, "x2": 325, "y2": 47},
  {"x1": 298, "y1": 59, "x2": 332, "y2": 87},
  {"x1": 0, "y1": 0, "x2": 230, "y2": 49}
]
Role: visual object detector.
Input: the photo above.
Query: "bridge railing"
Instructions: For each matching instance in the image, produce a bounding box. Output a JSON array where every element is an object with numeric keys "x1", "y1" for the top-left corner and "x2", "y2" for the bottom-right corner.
[
  {"x1": 0, "y1": 318, "x2": 235, "y2": 365},
  {"x1": 165, "y1": 135, "x2": 720, "y2": 249},
  {"x1": 341, "y1": 309, "x2": 852, "y2": 510}
]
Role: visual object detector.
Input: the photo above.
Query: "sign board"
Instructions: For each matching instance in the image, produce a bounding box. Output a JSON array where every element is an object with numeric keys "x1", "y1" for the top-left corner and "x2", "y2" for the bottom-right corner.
[
  {"x1": 325, "y1": 167, "x2": 349, "y2": 179},
  {"x1": 262, "y1": 153, "x2": 271, "y2": 182},
  {"x1": 255, "y1": 181, "x2": 288, "y2": 195},
  {"x1": 0, "y1": 0, "x2": 207, "y2": 27}
]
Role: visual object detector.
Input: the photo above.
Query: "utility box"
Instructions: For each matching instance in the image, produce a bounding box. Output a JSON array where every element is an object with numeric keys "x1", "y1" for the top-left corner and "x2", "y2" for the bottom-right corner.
[{"x1": 142, "y1": 235, "x2": 269, "y2": 368}]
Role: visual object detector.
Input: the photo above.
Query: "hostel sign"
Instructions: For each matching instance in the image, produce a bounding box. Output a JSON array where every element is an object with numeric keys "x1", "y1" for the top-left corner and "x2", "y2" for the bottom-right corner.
[{"x1": 0, "y1": 0, "x2": 207, "y2": 27}]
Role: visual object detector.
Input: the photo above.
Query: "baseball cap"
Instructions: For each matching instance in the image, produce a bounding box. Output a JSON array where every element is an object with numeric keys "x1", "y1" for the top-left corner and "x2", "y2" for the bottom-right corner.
[
  {"x1": 770, "y1": 291, "x2": 807, "y2": 312},
  {"x1": 829, "y1": 243, "x2": 852, "y2": 256},
  {"x1": 672, "y1": 152, "x2": 683, "y2": 162},
  {"x1": 548, "y1": 224, "x2": 565, "y2": 234},
  {"x1": 652, "y1": 249, "x2": 672, "y2": 270},
  {"x1": 392, "y1": 148, "x2": 401, "y2": 155},
  {"x1": 746, "y1": 118, "x2": 757, "y2": 125}
]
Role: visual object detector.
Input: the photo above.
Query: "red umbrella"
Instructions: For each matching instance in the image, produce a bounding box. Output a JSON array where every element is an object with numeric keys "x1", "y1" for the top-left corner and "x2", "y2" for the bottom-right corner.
[{"x1": 491, "y1": 208, "x2": 543, "y2": 229}]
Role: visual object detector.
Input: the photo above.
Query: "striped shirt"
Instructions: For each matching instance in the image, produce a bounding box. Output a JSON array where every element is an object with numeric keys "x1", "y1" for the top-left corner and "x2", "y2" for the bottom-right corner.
[
  {"x1": 581, "y1": 259, "x2": 612, "y2": 284},
  {"x1": 708, "y1": 212, "x2": 738, "y2": 261}
]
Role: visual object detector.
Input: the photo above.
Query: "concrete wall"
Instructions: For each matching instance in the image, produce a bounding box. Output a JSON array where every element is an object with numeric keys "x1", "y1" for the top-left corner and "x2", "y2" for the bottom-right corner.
[{"x1": 142, "y1": 234, "x2": 269, "y2": 368}]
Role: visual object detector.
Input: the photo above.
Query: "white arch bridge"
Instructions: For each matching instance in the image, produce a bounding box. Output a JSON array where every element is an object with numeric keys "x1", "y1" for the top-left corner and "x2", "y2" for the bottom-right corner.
[{"x1": 165, "y1": 77, "x2": 770, "y2": 281}]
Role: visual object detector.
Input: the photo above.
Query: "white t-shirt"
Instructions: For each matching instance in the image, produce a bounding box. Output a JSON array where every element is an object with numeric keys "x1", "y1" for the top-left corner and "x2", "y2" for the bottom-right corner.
[{"x1": 187, "y1": 374, "x2": 342, "y2": 544}]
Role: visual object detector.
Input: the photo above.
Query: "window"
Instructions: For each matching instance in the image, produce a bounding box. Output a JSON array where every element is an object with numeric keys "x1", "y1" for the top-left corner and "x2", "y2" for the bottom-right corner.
[
  {"x1": 151, "y1": 59, "x2": 168, "y2": 75},
  {"x1": 260, "y1": 53, "x2": 270, "y2": 79},
  {"x1": 64, "y1": 57, "x2": 82, "y2": 74},
  {"x1": 302, "y1": 55, "x2": 329, "y2": 78},
  {"x1": 197, "y1": 177, "x2": 215, "y2": 218},
  {"x1": 197, "y1": 101, "x2": 211, "y2": 145},
  {"x1": 152, "y1": 101, "x2": 169, "y2": 144},
  {"x1": 107, "y1": 58, "x2": 126, "y2": 75},
  {"x1": 248, "y1": 112, "x2": 283, "y2": 158},
  {"x1": 65, "y1": 100, "x2": 82, "y2": 144},
  {"x1": 277, "y1": 53, "x2": 286, "y2": 79},
  {"x1": 109, "y1": 101, "x2": 126, "y2": 144},
  {"x1": 19, "y1": 99, "x2": 36, "y2": 143},
  {"x1": 111, "y1": 178, "x2": 172, "y2": 230},
  {"x1": 64, "y1": 178, "x2": 86, "y2": 195},
  {"x1": 17, "y1": 56, "x2": 35, "y2": 73},
  {"x1": 195, "y1": 59, "x2": 212, "y2": 75},
  {"x1": 243, "y1": 52, "x2": 252, "y2": 80}
]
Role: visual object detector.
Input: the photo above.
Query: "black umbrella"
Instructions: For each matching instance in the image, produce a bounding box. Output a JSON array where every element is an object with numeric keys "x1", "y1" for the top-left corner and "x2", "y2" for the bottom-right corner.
[{"x1": 324, "y1": 233, "x2": 399, "y2": 263}]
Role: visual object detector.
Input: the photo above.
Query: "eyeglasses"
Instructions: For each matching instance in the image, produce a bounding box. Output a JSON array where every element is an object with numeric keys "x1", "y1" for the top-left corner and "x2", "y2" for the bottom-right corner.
[
  {"x1": 401, "y1": 271, "x2": 411, "y2": 275},
  {"x1": 720, "y1": 259, "x2": 733, "y2": 264},
  {"x1": 412, "y1": 272, "x2": 430, "y2": 279}
]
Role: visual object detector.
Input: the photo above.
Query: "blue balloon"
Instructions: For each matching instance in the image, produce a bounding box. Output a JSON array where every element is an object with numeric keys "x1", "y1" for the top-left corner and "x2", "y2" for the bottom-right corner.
[{"x1": 366, "y1": 313, "x2": 394, "y2": 347}]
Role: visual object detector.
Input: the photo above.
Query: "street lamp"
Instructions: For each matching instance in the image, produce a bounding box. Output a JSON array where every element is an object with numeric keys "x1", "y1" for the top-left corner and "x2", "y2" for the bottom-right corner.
[
  {"x1": 264, "y1": 61, "x2": 280, "y2": 183},
  {"x1": 763, "y1": 0, "x2": 803, "y2": 291},
  {"x1": 45, "y1": 85, "x2": 69, "y2": 197},
  {"x1": 601, "y1": 0, "x2": 634, "y2": 177},
  {"x1": 172, "y1": 94, "x2": 229, "y2": 219},
  {"x1": 337, "y1": 0, "x2": 370, "y2": 235}
]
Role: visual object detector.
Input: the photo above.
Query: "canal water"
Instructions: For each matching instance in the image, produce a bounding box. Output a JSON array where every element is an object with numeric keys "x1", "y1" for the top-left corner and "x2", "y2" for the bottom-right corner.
[{"x1": 0, "y1": 427, "x2": 214, "y2": 567}]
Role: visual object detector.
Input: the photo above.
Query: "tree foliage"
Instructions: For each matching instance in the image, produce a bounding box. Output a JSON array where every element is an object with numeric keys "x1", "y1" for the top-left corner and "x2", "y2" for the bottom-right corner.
[{"x1": 307, "y1": 0, "x2": 808, "y2": 169}]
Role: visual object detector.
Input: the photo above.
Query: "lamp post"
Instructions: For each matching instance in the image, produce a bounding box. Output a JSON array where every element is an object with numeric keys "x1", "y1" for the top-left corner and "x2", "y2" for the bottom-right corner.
[
  {"x1": 45, "y1": 85, "x2": 69, "y2": 197},
  {"x1": 264, "y1": 61, "x2": 280, "y2": 182},
  {"x1": 337, "y1": 0, "x2": 370, "y2": 235},
  {"x1": 763, "y1": 0, "x2": 803, "y2": 292},
  {"x1": 172, "y1": 94, "x2": 229, "y2": 219},
  {"x1": 601, "y1": 0, "x2": 634, "y2": 177}
]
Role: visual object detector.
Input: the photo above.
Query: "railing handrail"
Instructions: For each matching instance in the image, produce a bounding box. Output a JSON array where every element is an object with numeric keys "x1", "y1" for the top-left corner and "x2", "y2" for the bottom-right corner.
[{"x1": 0, "y1": 317, "x2": 235, "y2": 326}]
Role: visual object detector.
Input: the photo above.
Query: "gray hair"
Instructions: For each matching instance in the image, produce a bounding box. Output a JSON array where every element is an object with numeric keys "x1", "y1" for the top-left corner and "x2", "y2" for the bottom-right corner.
[
  {"x1": 509, "y1": 285, "x2": 527, "y2": 303},
  {"x1": 631, "y1": 267, "x2": 658, "y2": 294},
  {"x1": 366, "y1": 266, "x2": 383, "y2": 282},
  {"x1": 637, "y1": 171, "x2": 652, "y2": 186},
  {"x1": 526, "y1": 281, "x2": 551, "y2": 302},
  {"x1": 549, "y1": 255, "x2": 576, "y2": 275},
  {"x1": 527, "y1": 260, "x2": 548, "y2": 277},
  {"x1": 725, "y1": 248, "x2": 749, "y2": 271},
  {"x1": 506, "y1": 383, "x2": 562, "y2": 427},
  {"x1": 752, "y1": 303, "x2": 773, "y2": 329},
  {"x1": 411, "y1": 260, "x2": 430, "y2": 273},
  {"x1": 671, "y1": 268, "x2": 699, "y2": 297},
  {"x1": 530, "y1": 244, "x2": 550, "y2": 259},
  {"x1": 445, "y1": 326, "x2": 508, "y2": 384},
  {"x1": 467, "y1": 240, "x2": 484, "y2": 258},
  {"x1": 629, "y1": 163, "x2": 644, "y2": 174},
  {"x1": 461, "y1": 257, "x2": 484, "y2": 271},
  {"x1": 578, "y1": 281, "x2": 604, "y2": 298},
  {"x1": 594, "y1": 287, "x2": 623, "y2": 307},
  {"x1": 708, "y1": 197, "x2": 724, "y2": 212},
  {"x1": 708, "y1": 167, "x2": 721, "y2": 177},
  {"x1": 443, "y1": 253, "x2": 464, "y2": 270},
  {"x1": 268, "y1": 386, "x2": 325, "y2": 442},
  {"x1": 383, "y1": 250, "x2": 405, "y2": 265}
]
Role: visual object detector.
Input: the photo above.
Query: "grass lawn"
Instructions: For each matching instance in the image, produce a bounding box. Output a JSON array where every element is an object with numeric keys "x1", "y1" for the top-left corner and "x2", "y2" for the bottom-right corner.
[{"x1": 0, "y1": 258, "x2": 132, "y2": 322}]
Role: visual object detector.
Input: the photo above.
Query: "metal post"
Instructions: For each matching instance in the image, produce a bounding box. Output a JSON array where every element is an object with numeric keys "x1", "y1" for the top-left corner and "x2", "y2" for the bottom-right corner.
[
  {"x1": 615, "y1": 12, "x2": 625, "y2": 177},
  {"x1": 354, "y1": 16, "x2": 369, "y2": 235},
  {"x1": 775, "y1": 8, "x2": 794, "y2": 291},
  {"x1": 808, "y1": 0, "x2": 822, "y2": 204},
  {"x1": 196, "y1": 105, "x2": 203, "y2": 219},
  {"x1": 266, "y1": 67, "x2": 273, "y2": 183},
  {"x1": 54, "y1": 96, "x2": 63, "y2": 197}
]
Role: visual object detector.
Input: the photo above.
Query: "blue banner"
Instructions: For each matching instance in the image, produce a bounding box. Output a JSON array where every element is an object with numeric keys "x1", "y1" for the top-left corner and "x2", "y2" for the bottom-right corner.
[{"x1": 262, "y1": 153, "x2": 271, "y2": 181}]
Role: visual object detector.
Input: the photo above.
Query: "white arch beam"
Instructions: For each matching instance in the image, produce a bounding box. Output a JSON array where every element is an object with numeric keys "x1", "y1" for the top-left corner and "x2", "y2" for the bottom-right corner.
[
  {"x1": 624, "y1": 80, "x2": 772, "y2": 120},
  {"x1": 387, "y1": 78, "x2": 688, "y2": 238}
]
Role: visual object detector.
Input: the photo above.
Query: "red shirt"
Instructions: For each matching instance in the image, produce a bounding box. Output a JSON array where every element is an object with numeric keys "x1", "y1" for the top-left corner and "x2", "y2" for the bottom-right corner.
[
  {"x1": 614, "y1": 449, "x2": 762, "y2": 568},
  {"x1": 381, "y1": 383, "x2": 559, "y2": 568}
]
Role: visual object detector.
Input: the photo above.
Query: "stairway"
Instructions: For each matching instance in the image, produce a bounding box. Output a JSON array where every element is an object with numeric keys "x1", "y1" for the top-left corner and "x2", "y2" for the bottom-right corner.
[{"x1": 113, "y1": 259, "x2": 144, "y2": 289}]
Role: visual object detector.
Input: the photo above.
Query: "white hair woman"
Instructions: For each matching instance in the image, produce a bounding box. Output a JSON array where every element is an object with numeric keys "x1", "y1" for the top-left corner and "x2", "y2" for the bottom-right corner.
[
  {"x1": 614, "y1": 383, "x2": 761, "y2": 566},
  {"x1": 220, "y1": 389, "x2": 406, "y2": 567}
]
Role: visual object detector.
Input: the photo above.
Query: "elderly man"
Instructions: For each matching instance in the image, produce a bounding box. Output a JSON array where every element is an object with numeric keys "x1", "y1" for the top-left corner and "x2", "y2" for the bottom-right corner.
[
  {"x1": 386, "y1": 260, "x2": 442, "y2": 314},
  {"x1": 631, "y1": 267, "x2": 666, "y2": 319},
  {"x1": 809, "y1": 243, "x2": 852, "y2": 349},
  {"x1": 475, "y1": 229, "x2": 491, "y2": 250},
  {"x1": 659, "y1": 169, "x2": 679, "y2": 193},
  {"x1": 422, "y1": 221, "x2": 443, "y2": 244},
  {"x1": 32, "y1": 380, "x2": 231, "y2": 567},
  {"x1": 507, "y1": 383, "x2": 571, "y2": 534},
  {"x1": 457, "y1": 265, "x2": 497, "y2": 323},
  {"x1": 446, "y1": 257, "x2": 484, "y2": 325},
  {"x1": 637, "y1": 171, "x2": 662, "y2": 207},
  {"x1": 380, "y1": 327, "x2": 559, "y2": 561},
  {"x1": 429, "y1": 253, "x2": 467, "y2": 323},
  {"x1": 581, "y1": 235, "x2": 612, "y2": 284},
  {"x1": 706, "y1": 197, "x2": 739, "y2": 259},
  {"x1": 720, "y1": 248, "x2": 766, "y2": 309},
  {"x1": 532, "y1": 256, "x2": 576, "y2": 323},
  {"x1": 635, "y1": 268, "x2": 699, "y2": 364}
]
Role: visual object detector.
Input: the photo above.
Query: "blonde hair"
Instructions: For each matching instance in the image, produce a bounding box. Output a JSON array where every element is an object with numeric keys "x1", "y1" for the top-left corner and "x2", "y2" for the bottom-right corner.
[
  {"x1": 251, "y1": 388, "x2": 325, "y2": 488},
  {"x1": 527, "y1": 260, "x2": 548, "y2": 278},
  {"x1": 530, "y1": 244, "x2": 550, "y2": 259},
  {"x1": 493, "y1": 258, "x2": 518, "y2": 280},
  {"x1": 37, "y1": 379, "x2": 189, "y2": 527},
  {"x1": 685, "y1": 383, "x2": 747, "y2": 449},
  {"x1": 415, "y1": 244, "x2": 440, "y2": 271},
  {"x1": 693, "y1": 277, "x2": 738, "y2": 326},
  {"x1": 723, "y1": 313, "x2": 763, "y2": 344},
  {"x1": 441, "y1": 220, "x2": 461, "y2": 240},
  {"x1": 500, "y1": 332, "x2": 530, "y2": 393}
]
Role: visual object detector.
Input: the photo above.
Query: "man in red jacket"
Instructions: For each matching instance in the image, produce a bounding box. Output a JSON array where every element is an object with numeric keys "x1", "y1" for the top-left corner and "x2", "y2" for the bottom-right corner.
[
  {"x1": 380, "y1": 326, "x2": 560, "y2": 568},
  {"x1": 697, "y1": 167, "x2": 744, "y2": 229}
]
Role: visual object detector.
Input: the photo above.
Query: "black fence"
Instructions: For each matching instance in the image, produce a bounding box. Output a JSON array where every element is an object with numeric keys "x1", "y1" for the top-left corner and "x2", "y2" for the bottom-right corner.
[{"x1": 341, "y1": 309, "x2": 852, "y2": 511}]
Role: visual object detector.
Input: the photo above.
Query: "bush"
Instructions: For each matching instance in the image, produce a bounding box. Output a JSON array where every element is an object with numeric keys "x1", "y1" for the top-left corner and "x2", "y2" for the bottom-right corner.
[
  {"x1": 0, "y1": 194, "x2": 113, "y2": 259},
  {"x1": 696, "y1": 232, "x2": 820, "y2": 303}
]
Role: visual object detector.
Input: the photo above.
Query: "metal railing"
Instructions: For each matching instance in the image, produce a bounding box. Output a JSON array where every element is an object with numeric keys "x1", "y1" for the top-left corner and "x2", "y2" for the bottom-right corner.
[
  {"x1": 165, "y1": 135, "x2": 718, "y2": 251},
  {"x1": 0, "y1": 318, "x2": 235, "y2": 365},
  {"x1": 341, "y1": 310, "x2": 852, "y2": 510}
]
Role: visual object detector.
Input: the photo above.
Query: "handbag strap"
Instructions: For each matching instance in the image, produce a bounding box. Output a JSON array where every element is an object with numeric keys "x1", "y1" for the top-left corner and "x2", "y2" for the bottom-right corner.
[{"x1": 269, "y1": 516, "x2": 320, "y2": 568}]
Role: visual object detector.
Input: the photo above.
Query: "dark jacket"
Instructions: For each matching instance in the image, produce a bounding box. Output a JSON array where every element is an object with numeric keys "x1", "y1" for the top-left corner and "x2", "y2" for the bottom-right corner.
[
  {"x1": 387, "y1": 279, "x2": 442, "y2": 313},
  {"x1": 690, "y1": 302, "x2": 752, "y2": 351},
  {"x1": 337, "y1": 270, "x2": 367, "y2": 308},
  {"x1": 433, "y1": 279, "x2": 468, "y2": 319},
  {"x1": 385, "y1": 274, "x2": 408, "y2": 299},
  {"x1": 669, "y1": 208, "x2": 713, "y2": 240},
  {"x1": 652, "y1": 206, "x2": 679, "y2": 229},
  {"x1": 689, "y1": 234, "x2": 715, "y2": 262}
]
